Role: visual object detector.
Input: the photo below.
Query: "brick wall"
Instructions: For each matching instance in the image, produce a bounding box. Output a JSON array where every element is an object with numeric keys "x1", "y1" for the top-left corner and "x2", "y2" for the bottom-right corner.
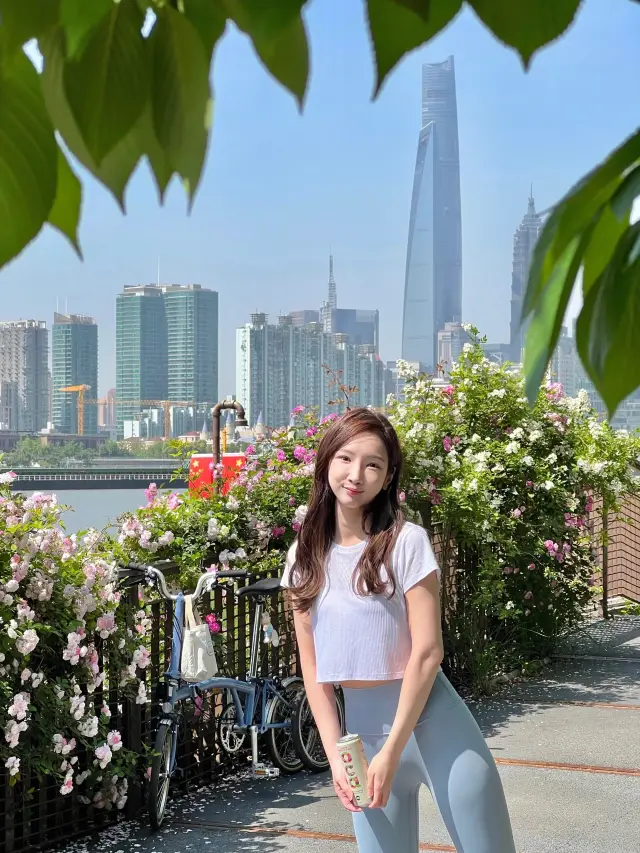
[{"x1": 592, "y1": 494, "x2": 640, "y2": 603}]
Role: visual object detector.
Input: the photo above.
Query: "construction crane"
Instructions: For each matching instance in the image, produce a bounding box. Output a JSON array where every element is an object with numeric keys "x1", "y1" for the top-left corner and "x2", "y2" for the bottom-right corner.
[
  {"x1": 59, "y1": 385, "x2": 92, "y2": 436},
  {"x1": 59, "y1": 387, "x2": 204, "y2": 439},
  {"x1": 135, "y1": 401, "x2": 199, "y2": 440}
]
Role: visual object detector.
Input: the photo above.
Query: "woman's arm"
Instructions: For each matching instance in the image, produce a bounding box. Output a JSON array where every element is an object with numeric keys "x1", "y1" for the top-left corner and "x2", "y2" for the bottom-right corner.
[
  {"x1": 291, "y1": 599, "x2": 360, "y2": 812},
  {"x1": 367, "y1": 571, "x2": 444, "y2": 807}
]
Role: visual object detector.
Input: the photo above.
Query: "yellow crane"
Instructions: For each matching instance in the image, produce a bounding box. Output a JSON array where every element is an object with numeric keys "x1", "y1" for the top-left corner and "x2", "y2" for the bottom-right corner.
[
  {"x1": 59, "y1": 385, "x2": 92, "y2": 436},
  {"x1": 135, "y1": 400, "x2": 199, "y2": 440},
  {"x1": 59, "y1": 386, "x2": 202, "y2": 438}
]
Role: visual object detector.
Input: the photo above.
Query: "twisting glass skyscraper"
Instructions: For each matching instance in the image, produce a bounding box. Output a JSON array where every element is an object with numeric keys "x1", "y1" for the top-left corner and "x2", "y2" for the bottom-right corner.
[{"x1": 402, "y1": 57, "x2": 462, "y2": 371}]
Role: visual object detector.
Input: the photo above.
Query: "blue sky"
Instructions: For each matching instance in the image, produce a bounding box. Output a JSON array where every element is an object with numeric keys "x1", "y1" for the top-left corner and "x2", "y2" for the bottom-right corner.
[{"x1": 2, "y1": 0, "x2": 639, "y2": 397}]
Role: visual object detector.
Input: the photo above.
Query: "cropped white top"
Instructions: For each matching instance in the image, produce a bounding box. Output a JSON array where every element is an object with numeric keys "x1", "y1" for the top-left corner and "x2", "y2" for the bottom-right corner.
[{"x1": 279, "y1": 521, "x2": 441, "y2": 684}]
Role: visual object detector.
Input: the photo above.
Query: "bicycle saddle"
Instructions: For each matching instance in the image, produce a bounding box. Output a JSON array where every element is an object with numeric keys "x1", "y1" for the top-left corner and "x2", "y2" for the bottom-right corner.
[{"x1": 237, "y1": 576, "x2": 283, "y2": 598}]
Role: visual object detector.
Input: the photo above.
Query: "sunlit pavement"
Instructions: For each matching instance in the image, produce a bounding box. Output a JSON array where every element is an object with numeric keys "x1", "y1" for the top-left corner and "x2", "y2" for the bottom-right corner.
[{"x1": 57, "y1": 618, "x2": 640, "y2": 853}]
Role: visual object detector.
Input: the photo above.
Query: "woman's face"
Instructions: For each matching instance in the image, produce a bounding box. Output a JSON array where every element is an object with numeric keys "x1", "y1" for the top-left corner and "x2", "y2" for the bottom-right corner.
[{"x1": 327, "y1": 431, "x2": 391, "y2": 511}]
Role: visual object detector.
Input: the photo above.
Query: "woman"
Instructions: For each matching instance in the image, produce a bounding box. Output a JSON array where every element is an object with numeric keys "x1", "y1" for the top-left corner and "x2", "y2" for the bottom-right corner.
[{"x1": 280, "y1": 407, "x2": 516, "y2": 853}]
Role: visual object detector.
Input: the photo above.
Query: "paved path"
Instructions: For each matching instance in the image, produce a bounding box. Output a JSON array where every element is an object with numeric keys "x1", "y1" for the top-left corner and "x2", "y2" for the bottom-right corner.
[{"x1": 58, "y1": 620, "x2": 640, "y2": 853}]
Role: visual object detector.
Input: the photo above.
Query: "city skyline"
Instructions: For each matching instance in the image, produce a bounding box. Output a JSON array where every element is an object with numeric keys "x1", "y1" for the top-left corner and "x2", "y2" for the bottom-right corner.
[
  {"x1": 402, "y1": 57, "x2": 462, "y2": 371},
  {"x1": 0, "y1": 0, "x2": 634, "y2": 398}
]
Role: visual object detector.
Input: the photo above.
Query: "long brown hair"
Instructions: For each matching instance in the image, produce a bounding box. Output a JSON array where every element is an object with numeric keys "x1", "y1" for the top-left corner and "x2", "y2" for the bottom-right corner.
[{"x1": 290, "y1": 407, "x2": 404, "y2": 612}]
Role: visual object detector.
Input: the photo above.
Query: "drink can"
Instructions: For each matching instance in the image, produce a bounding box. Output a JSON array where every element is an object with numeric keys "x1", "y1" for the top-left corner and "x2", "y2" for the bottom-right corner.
[{"x1": 336, "y1": 734, "x2": 371, "y2": 807}]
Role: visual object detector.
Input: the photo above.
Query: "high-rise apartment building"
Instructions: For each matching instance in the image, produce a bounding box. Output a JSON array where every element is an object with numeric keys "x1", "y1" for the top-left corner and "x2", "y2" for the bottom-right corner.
[
  {"x1": 402, "y1": 57, "x2": 462, "y2": 372},
  {"x1": 116, "y1": 285, "x2": 167, "y2": 436},
  {"x1": 51, "y1": 313, "x2": 98, "y2": 435},
  {"x1": 236, "y1": 314, "x2": 384, "y2": 428},
  {"x1": 116, "y1": 283, "x2": 218, "y2": 437},
  {"x1": 437, "y1": 322, "x2": 470, "y2": 376},
  {"x1": 97, "y1": 388, "x2": 117, "y2": 430},
  {"x1": 0, "y1": 320, "x2": 49, "y2": 432},
  {"x1": 163, "y1": 284, "x2": 218, "y2": 403},
  {"x1": 510, "y1": 193, "x2": 542, "y2": 362}
]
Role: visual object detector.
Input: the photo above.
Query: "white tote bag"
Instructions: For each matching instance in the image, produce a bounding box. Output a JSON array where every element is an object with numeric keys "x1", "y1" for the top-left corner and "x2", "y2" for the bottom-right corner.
[{"x1": 180, "y1": 595, "x2": 219, "y2": 682}]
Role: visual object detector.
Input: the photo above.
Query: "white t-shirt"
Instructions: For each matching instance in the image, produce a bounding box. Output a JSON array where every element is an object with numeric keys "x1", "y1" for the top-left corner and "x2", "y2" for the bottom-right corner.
[{"x1": 280, "y1": 521, "x2": 440, "y2": 684}]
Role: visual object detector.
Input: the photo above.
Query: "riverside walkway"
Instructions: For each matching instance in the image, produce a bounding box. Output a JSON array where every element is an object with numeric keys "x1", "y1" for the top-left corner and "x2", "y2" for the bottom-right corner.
[{"x1": 56, "y1": 616, "x2": 640, "y2": 853}]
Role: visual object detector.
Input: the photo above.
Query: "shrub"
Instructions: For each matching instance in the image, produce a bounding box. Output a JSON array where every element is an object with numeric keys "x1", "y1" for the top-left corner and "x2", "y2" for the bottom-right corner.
[
  {"x1": 388, "y1": 328, "x2": 640, "y2": 688},
  {"x1": 0, "y1": 475, "x2": 145, "y2": 801}
]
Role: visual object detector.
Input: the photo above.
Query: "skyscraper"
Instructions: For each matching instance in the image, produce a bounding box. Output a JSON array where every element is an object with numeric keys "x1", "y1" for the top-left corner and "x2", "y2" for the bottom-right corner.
[
  {"x1": 437, "y1": 321, "x2": 470, "y2": 376},
  {"x1": 163, "y1": 284, "x2": 218, "y2": 403},
  {"x1": 510, "y1": 192, "x2": 542, "y2": 362},
  {"x1": 402, "y1": 57, "x2": 462, "y2": 372},
  {"x1": 115, "y1": 284, "x2": 218, "y2": 438},
  {"x1": 295, "y1": 255, "x2": 379, "y2": 349},
  {"x1": 52, "y1": 313, "x2": 99, "y2": 435},
  {"x1": 0, "y1": 320, "x2": 49, "y2": 432},
  {"x1": 236, "y1": 314, "x2": 384, "y2": 427},
  {"x1": 116, "y1": 285, "x2": 167, "y2": 437}
]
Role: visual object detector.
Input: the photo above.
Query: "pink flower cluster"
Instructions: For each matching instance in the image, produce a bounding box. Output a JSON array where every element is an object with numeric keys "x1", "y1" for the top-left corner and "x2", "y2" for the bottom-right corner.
[
  {"x1": 145, "y1": 482, "x2": 158, "y2": 505},
  {"x1": 205, "y1": 613, "x2": 221, "y2": 634},
  {"x1": 442, "y1": 436, "x2": 460, "y2": 453},
  {"x1": 543, "y1": 539, "x2": 571, "y2": 562},
  {"x1": 545, "y1": 381, "x2": 564, "y2": 402}
]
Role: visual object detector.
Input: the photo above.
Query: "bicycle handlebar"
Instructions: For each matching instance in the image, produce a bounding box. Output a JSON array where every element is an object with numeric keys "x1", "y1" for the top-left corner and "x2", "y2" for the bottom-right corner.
[{"x1": 119, "y1": 562, "x2": 248, "y2": 602}]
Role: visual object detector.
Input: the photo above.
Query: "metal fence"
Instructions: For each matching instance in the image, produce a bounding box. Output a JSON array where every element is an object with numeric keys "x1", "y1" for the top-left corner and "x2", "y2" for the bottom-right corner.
[{"x1": 0, "y1": 569, "x2": 298, "y2": 853}]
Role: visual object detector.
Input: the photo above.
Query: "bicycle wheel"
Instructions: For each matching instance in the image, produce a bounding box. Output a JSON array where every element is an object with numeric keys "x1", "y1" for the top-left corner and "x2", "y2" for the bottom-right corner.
[
  {"x1": 148, "y1": 722, "x2": 175, "y2": 829},
  {"x1": 292, "y1": 685, "x2": 345, "y2": 772},
  {"x1": 264, "y1": 676, "x2": 304, "y2": 774},
  {"x1": 218, "y1": 699, "x2": 247, "y2": 755}
]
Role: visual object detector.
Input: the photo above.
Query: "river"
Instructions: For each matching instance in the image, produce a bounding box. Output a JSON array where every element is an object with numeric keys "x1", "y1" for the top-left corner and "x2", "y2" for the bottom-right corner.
[{"x1": 22, "y1": 488, "x2": 186, "y2": 534}]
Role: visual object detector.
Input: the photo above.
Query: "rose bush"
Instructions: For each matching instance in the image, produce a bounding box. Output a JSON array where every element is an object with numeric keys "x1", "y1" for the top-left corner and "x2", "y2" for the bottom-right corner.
[
  {"x1": 0, "y1": 473, "x2": 145, "y2": 804},
  {"x1": 388, "y1": 328, "x2": 640, "y2": 688}
]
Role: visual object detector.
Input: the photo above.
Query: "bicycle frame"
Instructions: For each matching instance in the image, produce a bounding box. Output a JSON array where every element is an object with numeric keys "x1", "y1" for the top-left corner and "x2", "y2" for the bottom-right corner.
[{"x1": 159, "y1": 592, "x2": 289, "y2": 775}]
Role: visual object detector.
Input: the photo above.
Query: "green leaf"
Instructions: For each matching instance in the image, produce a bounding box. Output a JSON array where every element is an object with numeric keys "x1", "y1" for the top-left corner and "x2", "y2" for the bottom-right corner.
[
  {"x1": 523, "y1": 129, "x2": 640, "y2": 320},
  {"x1": 468, "y1": 0, "x2": 582, "y2": 68},
  {"x1": 47, "y1": 146, "x2": 82, "y2": 255},
  {"x1": 366, "y1": 0, "x2": 462, "y2": 95},
  {"x1": 60, "y1": 0, "x2": 113, "y2": 59},
  {"x1": 582, "y1": 205, "x2": 628, "y2": 298},
  {"x1": 150, "y1": 6, "x2": 212, "y2": 203},
  {"x1": 41, "y1": 28, "x2": 144, "y2": 209},
  {"x1": 393, "y1": 0, "x2": 432, "y2": 19},
  {"x1": 610, "y1": 163, "x2": 640, "y2": 221},
  {"x1": 182, "y1": 0, "x2": 227, "y2": 59},
  {"x1": 138, "y1": 102, "x2": 173, "y2": 201},
  {"x1": 63, "y1": 0, "x2": 149, "y2": 164},
  {"x1": 523, "y1": 234, "x2": 585, "y2": 405},
  {"x1": 0, "y1": 0, "x2": 60, "y2": 61},
  {"x1": 222, "y1": 0, "x2": 309, "y2": 106},
  {"x1": 0, "y1": 51, "x2": 57, "y2": 268},
  {"x1": 576, "y1": 223, "x2": 640, "y2": 415}
]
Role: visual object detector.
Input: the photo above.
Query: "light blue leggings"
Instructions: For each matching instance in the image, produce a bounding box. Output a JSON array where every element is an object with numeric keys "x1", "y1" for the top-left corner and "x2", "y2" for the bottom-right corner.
[{"x1": 342, "y1": 672, "x2": 516, "y2": 853}]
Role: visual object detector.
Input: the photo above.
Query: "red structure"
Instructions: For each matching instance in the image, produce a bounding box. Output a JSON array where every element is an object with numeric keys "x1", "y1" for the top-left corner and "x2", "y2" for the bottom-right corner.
[{"x1": 188, "y1": 453, "x2": 246, "y2": 497}]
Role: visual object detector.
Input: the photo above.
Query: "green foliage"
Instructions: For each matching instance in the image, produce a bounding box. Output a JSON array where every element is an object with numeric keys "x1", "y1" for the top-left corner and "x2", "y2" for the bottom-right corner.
[
  {"x1": 389, "y1": 329, "x2": 640, "y2": 685},
  {"x1": 3, "y1": 437, "x2": 98, "y2": 467},
  {"x1": 0, "y1": 480, "x2": 145, "y2": 800},
  {"x1": 523, "y1": 128, "x2": 640, "y2": 415},
  {"x1": 0, "y1": 0, "x2": 638, "y2": 409}
]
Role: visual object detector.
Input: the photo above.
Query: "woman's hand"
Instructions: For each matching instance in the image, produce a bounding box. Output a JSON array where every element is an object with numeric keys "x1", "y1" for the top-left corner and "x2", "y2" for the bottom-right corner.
[
  {"x1": 367, "y1": 747, "x2": 399, "y2": 809},
  {"x1": 330, "y1": 757, "x2": 362, "y2": 813}
]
